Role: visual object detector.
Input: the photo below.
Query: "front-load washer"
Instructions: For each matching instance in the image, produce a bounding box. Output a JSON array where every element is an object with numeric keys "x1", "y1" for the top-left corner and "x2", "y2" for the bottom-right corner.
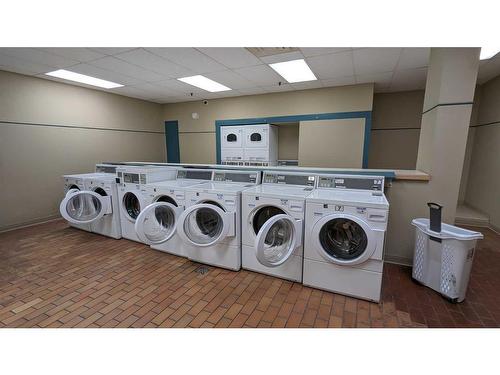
[
  {"x1": 303, "y1": 174, "x2": 389, "y2": 302},
  {"x1": 241, "y1": 171, "x2": 317, "y2": 282},
  {"x1": 84, "y1": 174, "x2": 121, "y2": 239},
  {"x1": 176, "y1": 170, "x2": 261, "y2": 271},
  {"x1": 133, "y1": 168, "x2": 214, "y2": 257},
  {"x1": 116, "y1": 166, "x2": 177, "y2": 243},
  {"x1": 59, "y1": 164, "x2": 122, "y2": 234}
]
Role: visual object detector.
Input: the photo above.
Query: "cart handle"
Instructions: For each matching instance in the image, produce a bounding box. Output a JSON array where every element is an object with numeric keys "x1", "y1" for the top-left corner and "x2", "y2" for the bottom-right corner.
[{"x1": 427, "y1": 202, "x2": 443, "y2": 210}]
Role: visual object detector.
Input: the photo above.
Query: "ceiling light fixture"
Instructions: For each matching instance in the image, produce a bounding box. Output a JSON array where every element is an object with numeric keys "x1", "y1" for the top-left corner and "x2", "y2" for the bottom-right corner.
[
  {"x1": 177, "y1": 75, "x2": 231, "y2": 92},
  {"x1": 269, "y1": 59, "x2": 317, "y2": 83},
  {"x1": 480, "y1": 47, "x2": 500, "y2": 60},
  {"x1": 45, "y1": 69, "x2": 123, "y2": 89}
]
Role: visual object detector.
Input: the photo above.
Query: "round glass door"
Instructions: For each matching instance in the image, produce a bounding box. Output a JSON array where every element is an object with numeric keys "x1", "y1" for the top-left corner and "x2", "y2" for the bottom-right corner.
[
  {"x1": 255, "y1": 214, "x2": 301, "y2": 267},
  {"x1": 178, "y1": 203, "x2": 230, "y2": 247},
  {"x1": 60, "y1": 190, "x2": 106, "y2": 224},
  {"x1": 123, "y1": 192, "x2": 141, "y2": 221},
  {"x1": 135, "y1": 202, "x2": 178, "y2": 244},
  {"x1": 319, "y1": 218, "x2": 368, "y2": 261},
  {"x1": 252, "y1": 206, "x2": 286, "y2": 235}
]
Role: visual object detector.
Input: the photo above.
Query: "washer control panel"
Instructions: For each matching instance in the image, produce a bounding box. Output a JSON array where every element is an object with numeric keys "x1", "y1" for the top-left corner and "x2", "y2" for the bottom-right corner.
[
  {"x1": 213, "y1": 171, "x2": 259, "y2": 184},
  {"x1": 318, "y1": 175, "x2": 385, "y2": 191},
  {"x1": 263, "y1": 172, "x2": 316, "y2": 187}
]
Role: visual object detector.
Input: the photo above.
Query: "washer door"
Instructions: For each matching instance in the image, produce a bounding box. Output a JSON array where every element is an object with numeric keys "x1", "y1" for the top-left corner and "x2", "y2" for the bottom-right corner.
[
  {"x1": 312, "y1": 214, "x2": 376, "y2": 265},
  {"x1": 122, "y1": 192, "x2": 141, "y2": 222},
  {"x1": 134, "y1": 202, "x2": 181, "y2": 245},
  {"x1": 60, "y1": 190, "x2": 110, "y2": 224},
  {"x1": 255, "y1": 214, "x2": 303, "y2": 267},
  {"x1": 177, "y1": 203, "x2": 235, "y2": 247}
]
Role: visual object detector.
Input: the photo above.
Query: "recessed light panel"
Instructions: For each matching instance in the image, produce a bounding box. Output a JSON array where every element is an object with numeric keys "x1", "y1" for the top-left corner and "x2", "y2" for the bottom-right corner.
[
  {"x1": 177, "y1": 75, "x2": 231, "y2": 92},
  {"x1": 269, "y1": 59, "x2": 317, "y2": 83},
  {"x1": 45, "y1": 69, "x2": 123, "y2": 89}
]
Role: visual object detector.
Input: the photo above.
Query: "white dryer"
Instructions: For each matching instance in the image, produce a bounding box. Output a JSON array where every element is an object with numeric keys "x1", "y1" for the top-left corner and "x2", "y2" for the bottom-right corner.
[
  {"x1": 134, "y1": 168, "x2": 213, "y2": 257},
  {"x1": 176, "y1": 170, "x2": 261, "y2": 271},
  {"x1": 241, "y1": 171, "x2": 317, "y2": 282},
  {"x1": 303, "y1": 174, "x2": 389, "y2": 302},
  {"x1": 116, "y1": 166, "x2": 177, "y2": 243}
]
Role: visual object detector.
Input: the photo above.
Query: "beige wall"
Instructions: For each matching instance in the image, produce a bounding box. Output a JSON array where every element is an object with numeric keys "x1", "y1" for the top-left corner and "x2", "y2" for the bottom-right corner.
[
  {"x1": 298, "y1": 118, "x2": 365, "y2": 168},
  {"x1": 276, "y1": 123, "x2": 299, "y2": 160},
  {"x1": 369, "y1": 90, "x2": 424, "y2": 169},
  {"x1": 464, "y1": 75, "x2": 500, "y2": 230},
  {"x1": 163, "y1": 84, "x2": 374, "y2": 163},
  {"x1": 0, "y1": 70, "x2": 166, "y2": 231}
]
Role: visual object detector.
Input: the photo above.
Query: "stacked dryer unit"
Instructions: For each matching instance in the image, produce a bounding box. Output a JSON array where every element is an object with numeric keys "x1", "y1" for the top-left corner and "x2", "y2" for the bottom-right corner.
[
  {"x1": 221, "y1": 124, "x2": 278, "y2": 166},
  {"x1": 60, "y1": 163, "x2": 121, "y2": 237},
  {"x1": 133, "y1": 168, "x2": 214, "y2": 257},
  {"x1": 175, "y1": 169, "x2": 261, "y2": 271},
  {"x1": 116, "y1": 166, "x2": 178, "y2": 243},
  {"x1": 303, "y1": 174, "x2": 389, "y2": 302},
  {"x1": 241, "y1": 171, "x2": 317, "y2": 282}
]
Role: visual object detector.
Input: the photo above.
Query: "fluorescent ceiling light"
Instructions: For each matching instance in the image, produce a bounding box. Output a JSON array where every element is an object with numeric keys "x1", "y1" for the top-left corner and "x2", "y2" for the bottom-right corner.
[
  {"x1": 269, "y1": 59, "x2": 317, "y2": 83},
  {"x1": 177, "y1": 75, "x2": 231, "y2": 92},
  {"x1": 480, "y1": 47, "x2": 500, "y2": 60},
  {"x1": 45, "y1": 69, "x2": 123, "y2": 89}
]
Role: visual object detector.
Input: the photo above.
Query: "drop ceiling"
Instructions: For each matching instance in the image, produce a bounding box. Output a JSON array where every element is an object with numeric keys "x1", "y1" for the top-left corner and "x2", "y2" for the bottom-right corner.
[{"x1": 0, "y1": 47, "x2": 498, "y2": 104}]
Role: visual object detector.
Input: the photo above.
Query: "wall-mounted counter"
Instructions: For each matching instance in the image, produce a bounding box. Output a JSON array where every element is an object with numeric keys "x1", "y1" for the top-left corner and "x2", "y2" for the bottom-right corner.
[{"x1": 104, "y1": 161, "x2": 430, "y2": 182}]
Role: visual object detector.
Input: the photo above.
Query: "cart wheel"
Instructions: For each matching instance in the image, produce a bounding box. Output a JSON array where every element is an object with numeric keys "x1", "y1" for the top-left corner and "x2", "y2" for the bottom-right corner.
[{"x1": 441, "y1": 294, "x2": 459, "y2": 304}]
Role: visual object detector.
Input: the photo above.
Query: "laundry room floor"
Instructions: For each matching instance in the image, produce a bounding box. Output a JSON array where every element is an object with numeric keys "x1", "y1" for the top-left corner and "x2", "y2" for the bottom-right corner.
[{"x1": 0, "y1": 220, "x2": 499, "y2": 328}]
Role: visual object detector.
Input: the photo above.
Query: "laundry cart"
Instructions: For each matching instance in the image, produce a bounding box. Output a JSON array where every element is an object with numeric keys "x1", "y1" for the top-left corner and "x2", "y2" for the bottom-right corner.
[{"x1": 411, "y1": 203, "x2": 483, "y2": 303}]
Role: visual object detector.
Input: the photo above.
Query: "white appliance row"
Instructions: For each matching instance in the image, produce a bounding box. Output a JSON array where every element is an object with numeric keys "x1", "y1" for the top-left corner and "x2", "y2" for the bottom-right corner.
[
  {"x1": 59, "y1": 165, "x2": 389, "y2": 302},
  {"x1": 221, "y1": 124, "x2": 278, "y2": 166}
]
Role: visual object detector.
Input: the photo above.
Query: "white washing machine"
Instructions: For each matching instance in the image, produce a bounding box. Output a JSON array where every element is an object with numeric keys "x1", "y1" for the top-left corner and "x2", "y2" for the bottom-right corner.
[
  {"x1": 59, "y1": 164, "x2": 121, "y2": 238},
  {"x1": 117, "y1": 166, "x2": 178, "y2": 243},
  {"x1": 241, "y1": 171, "x2": 317, "y2": 282},
  {"x1": 175, "y1": 170, "x2": 261, "y2": 271},
  {"x1": 303, "y1": 174, "x2": 389, "y2": 302},
  {"x1": 134, "y1": 168, "x2": 214, "y2": 257}
]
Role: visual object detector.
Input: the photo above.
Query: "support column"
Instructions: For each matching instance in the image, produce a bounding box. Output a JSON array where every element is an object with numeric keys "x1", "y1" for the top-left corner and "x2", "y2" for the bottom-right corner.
[{"x1": 416, "y1": 48, "x2": 480, "y2": 223}]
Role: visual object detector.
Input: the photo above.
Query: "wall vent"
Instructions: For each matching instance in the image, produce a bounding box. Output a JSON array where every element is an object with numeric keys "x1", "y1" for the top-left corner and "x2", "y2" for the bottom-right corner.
[{"x1": 246, "y1": 47, "x2": 299, "y2": 58}]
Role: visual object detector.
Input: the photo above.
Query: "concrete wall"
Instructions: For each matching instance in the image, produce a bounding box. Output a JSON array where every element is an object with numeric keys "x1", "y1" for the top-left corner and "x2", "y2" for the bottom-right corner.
[
  {"x1": 369, "y1": 90, "x2": 424, "y2": 169},
  {"x1": 163, "y1": 84, "x2": 374, "y2": 164},
  {"x1": 0, "y1": 70, "x2": 166, "y2": 231},
  {"x1": 464, "y1": 75, "x2": 500, "y2": 231},
  {"x1": 298, "y1": 118, "x2": 365, "y2": 167},
  {"x1": 275, "y1": 123, "x2": 299, "y2": 161}
]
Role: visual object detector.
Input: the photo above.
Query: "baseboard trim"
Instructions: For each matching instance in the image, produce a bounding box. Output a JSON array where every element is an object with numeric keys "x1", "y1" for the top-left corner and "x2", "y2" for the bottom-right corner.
[
  {"x1": 384, "y1": 255, "x2": 412, "y2": 267},
  {"x1": 0, "y1": 215, "x2": 62, "y2": 233}
]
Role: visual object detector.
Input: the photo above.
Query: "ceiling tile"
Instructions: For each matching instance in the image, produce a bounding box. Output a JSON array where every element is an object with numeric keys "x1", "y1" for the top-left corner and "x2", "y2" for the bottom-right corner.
[
  {"x1": 88, "y1": 48, "x2": 136, "y2": 55},
  {"x1": 204, "y1": 70, "x2": 255, "y2": 89},
  {"x1": 236, "y1": 87, "x2": 269, "y2": 95},
  {"x1": 197, "y1": 48, "x2": 262, "y2": 68},
  {"x1": 115, "y1": 48, "x2": 191, "y2": 78},
  {"x1": 390, "y1": 67, "x2": 427, "y2": 91},
  {"x1": 397, "y1": 48, "x2": 430, "y2": 70},
  {"x1": 477, "y1": 55, "x2": 500, "y2": 84},
  {"x1": 1, "y1": 48, "x2": 79, "y2": 69},
  {"x1": 68, "y1": 63, "x2": 142, "y2": 86},
  {"x1": 259, "y1": 51, "x2": 305, "y2": 64},
  {"x1": 320, "y1": 76, "x2": 356, "y2": 87},
  {"x1": 146, "y1": 48, "x2": 227, "y2": 74},
  {"x1": 0, "y1": 52, "x2": 54, "y2": 74},
  {"x1": 300, "y1": 48, "x2": 352, "y2": 57},
  {"x1": 155, "y1": 79, "x2": 206, "y2": 94},
  {"x1": 353, "y1": 48, "x2": 402, "y2": 75},
  {"x1": 40, "y1": 48, "x2": 106, "y2": 62},
  {"x1": 290, "y1": 80, "x2": 323, "y2": 90},
  {"x1": 233, "y1": 64, "x2": 283, "y2": 85},
  {"x1": 89, "y1": 56, "x2": 165, "y2": 82},
  {"x1": 261, "y1": 83, "x2": 295, "y2": 93},
  {"x1": 306, "y1": 50, "x2": 354, "y2": 79},
  {"x1": 356, "y1": 72, "x2": 393, "y2": 85}
]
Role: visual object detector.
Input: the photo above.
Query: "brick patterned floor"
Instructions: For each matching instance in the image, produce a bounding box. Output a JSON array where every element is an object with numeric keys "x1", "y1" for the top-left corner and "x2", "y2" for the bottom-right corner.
[{"x1": 0, "y1": 220, "x2": 498, "y2": 328}]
